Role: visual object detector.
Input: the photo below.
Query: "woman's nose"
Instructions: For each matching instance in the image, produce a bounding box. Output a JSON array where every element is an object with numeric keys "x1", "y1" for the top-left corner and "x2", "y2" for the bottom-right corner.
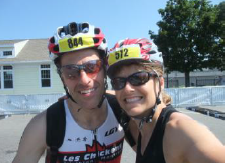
[{"x1": 123, "y1": 81, "x2": 135, "y2": 92}]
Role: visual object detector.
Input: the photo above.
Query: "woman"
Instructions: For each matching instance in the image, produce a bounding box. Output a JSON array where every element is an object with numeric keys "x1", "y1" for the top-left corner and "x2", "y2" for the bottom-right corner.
[{"x1": 107, "y1": 38, "x2": 225, "y2": 163}]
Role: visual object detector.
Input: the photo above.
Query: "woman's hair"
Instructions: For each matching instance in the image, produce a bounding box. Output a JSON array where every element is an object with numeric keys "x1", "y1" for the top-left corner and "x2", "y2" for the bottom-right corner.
[{"x1": 112, "y1": 60, "x2": 172, "y2": 105}]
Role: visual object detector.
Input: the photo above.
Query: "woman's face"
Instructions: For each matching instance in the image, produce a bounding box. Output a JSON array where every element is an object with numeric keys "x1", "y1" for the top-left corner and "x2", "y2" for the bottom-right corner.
[{"x1": 114, "y1": 64, "x2": 163, "y2": 118}]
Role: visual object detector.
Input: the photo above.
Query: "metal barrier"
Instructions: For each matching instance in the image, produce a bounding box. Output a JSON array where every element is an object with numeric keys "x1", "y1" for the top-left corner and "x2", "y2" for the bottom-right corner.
[
  {"x1": 0, "y1": 94, "x2": 64, "y2": 115},
  {"x1": 165, "y1": 86, "x2": 225, "y2": 107},
  {"x1": 0, "y1": 86, "x2": 224, "y2": 114}
]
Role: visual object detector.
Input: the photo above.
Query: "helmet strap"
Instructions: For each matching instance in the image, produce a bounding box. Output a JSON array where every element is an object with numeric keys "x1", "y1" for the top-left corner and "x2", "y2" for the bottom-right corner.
[
  {"x1": 97, "y1": 77, "x2": 108, "y2": 108},
  {"x1": 64, "y1": 85, "x2": 77, "y2": 103},
  {"x1": 136, "y1": 96, "x2": 161, "y2": 130},
  {"x1": 138, "y1": 103, "x2": 157, "y2": 129},
  {"x1": 59, "y1": 74, "x2": 77, "y2": 104},
  {"x1": 135, "y1": 70, "x2": 162, "y2": 130}
]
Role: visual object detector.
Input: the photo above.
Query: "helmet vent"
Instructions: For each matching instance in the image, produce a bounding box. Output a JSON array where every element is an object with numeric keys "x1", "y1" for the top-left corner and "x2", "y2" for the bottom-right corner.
[
  {"x1": 58, "y1": 28, "x2": 66, "y2": 38},
  {"x1": 103, "y1": 38, "x2": 106, "y2": 43},
  {"x1": 94, "y1": 28, "x2": 100, "y2": 34},
  {"x1": 119, "y1": 42, "x2": 124, "y2": 47},
  {"x1": 148, "y1": 50, "x2": 157, "y2": 54},
  {"x1": 50, "y1": 37, "x2": 55, "y2": 43},
  {"x1": 68, "y1": 22, "x2": 78, "y2": 36},
  {"x1": 53, "y1": 45, "x2": 59, "y2": 52},
  {"x1": 81, "y1": 23, "x2": 89, "y2": 33},
  {"x1": 93, "y1": 38, "x2": 99, "y2": 43}
]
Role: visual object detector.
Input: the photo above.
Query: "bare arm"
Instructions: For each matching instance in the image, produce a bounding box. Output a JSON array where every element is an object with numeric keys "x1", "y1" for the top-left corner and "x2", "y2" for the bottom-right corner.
[
  {"x1": 164, "y1": 113, "x2": 225, "y2": 163},
  {"x1": 106, "y1": 89, "x2": 115, "y2": 95},
  {"x1": 12, "y1": 111, "x2": 47, "y2": 163}
]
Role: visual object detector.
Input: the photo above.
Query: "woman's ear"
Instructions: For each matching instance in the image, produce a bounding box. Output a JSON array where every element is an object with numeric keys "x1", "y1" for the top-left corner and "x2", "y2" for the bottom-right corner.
[{"x1": 160, "y1": 77, "x2": 165, "y2": 89}]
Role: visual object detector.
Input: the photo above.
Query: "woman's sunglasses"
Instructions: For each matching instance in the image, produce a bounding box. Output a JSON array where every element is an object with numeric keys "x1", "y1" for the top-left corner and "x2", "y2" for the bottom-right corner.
[
  {"x1": 111, "y1": 71, "x2": 157, "y2": 90},
  {"x1": 59, "y1": 60, "x2": 102, "y2": 80}
]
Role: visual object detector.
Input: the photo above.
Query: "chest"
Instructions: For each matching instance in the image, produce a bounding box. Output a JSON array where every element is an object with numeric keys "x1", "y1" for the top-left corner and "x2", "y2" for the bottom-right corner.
[
  {"x1": 57, "y1": 109, "x2": 125, "y2": 163},
  {"x1": 59, "y1": 104, "x2": 125, "y2": 152}
]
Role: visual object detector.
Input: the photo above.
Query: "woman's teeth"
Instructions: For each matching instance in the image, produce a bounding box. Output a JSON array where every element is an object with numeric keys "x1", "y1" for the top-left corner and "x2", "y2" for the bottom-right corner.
[{"x1": 125, "y1": 97, "x2": 141, "y2": 103}]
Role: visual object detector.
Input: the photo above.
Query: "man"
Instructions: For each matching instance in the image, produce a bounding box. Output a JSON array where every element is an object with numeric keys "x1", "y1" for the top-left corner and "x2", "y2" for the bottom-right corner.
[{"x1": 13, "y1": 22, "x2": 135, "y2": 163}]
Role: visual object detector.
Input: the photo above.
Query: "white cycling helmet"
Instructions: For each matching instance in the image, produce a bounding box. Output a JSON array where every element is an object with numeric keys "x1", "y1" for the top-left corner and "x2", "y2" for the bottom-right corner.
[
  {"x1": 107, "y1": 38, "x2": 163, "y2": 78},
  {"x1": 48, "y1": 22, "x2": 108, "y2": 61}
]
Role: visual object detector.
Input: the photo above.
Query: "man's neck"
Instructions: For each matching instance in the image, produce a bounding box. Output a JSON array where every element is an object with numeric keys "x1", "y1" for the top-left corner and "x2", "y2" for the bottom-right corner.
[{"x1": 67, "y1": 99, "x2": 108, "y2": 130}]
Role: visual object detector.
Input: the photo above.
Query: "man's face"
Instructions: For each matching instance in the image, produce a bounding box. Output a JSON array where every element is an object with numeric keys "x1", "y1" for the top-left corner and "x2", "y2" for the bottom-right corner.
[{"x1": 60, "y1": 48, "x2": 105, "y2": 109}]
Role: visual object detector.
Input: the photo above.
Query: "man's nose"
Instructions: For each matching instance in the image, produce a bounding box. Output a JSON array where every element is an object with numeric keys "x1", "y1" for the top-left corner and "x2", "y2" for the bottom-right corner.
[{"x1": 79, "y1": 70, "x2": 91, "y2": 84}]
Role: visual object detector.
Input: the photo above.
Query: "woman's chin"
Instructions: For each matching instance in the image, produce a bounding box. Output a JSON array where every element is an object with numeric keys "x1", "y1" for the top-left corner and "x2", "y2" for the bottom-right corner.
[{"x1": 125, "y1": 108, "x2": 144, "y2": 117}]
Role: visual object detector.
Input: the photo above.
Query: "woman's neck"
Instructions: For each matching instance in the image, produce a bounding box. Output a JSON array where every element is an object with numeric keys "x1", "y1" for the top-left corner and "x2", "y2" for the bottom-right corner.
[
  {"x1": 134, "y1": 103, "x2": 166, "y2": 154},
  {"x1": 135, "y1": 103, "x2": 166, "y2": 136}
]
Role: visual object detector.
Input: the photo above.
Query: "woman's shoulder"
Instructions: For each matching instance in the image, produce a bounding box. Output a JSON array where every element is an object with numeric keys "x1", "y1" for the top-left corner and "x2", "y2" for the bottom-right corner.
[
  {"x1": 165, "y1": 111, "x2": 206, "y2": 136},
  {"x1": 164, "y1": 116, "x2": 225, "y2": 163},
  {"x1": 163, "y1": 112, "x2": 201, "y2": 161},
  {"x1": 163, "y1": 110, "x2": 225, "y2": 163}
]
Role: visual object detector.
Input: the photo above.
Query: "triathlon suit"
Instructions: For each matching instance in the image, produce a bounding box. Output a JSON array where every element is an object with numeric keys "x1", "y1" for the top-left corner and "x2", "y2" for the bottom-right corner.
[
  {"x1": 136, "y1": 105, "x2": 177, "y2": 163},
  {"x1": 54, "y1": 100, "x2": 125, "y2": 163}
]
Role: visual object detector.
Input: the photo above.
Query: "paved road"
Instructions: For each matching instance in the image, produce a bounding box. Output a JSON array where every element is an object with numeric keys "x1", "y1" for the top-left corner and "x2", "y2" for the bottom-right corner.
[{"x1": 0, "y1": 106, "x2": 224, "y2": 163}]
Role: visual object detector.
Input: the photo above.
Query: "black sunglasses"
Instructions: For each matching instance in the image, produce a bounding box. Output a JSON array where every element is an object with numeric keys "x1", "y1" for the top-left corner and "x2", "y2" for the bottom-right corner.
[
  {"x1": 111, "y1": 71, "x2": 157, "y2": 90},
  {"x1": 59, "y1": 60, "x2": 102, "y2": 80}
]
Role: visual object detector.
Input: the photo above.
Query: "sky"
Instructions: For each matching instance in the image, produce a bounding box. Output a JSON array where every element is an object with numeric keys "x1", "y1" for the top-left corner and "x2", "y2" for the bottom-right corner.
[{"x1": 0, "y1": 0, "x2": 223, "y2": 48}]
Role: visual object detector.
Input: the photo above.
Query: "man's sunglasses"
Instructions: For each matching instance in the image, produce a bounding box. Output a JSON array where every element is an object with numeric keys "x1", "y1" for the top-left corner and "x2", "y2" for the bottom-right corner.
[
  {"x1": 111, "y1": 71, "x2": 157, "y2": 90},
  {"x1": 59, "y1": 60, "x2": 102, "y2": 80}
]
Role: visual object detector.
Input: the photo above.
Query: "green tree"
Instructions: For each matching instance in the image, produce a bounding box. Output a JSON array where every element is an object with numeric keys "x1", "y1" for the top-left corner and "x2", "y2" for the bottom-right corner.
[
  {"x1": 150, "y1": 0, "x2": 223, "y2": 87},
  {"x1": 207, "y1": 1, "x2": 225, "y2": 71}
]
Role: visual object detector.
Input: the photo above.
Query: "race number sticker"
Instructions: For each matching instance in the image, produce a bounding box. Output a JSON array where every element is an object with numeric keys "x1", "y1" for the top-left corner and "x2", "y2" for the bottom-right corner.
[
  {"x1": 59, "y1": 35, "x2": 94, "y2": 52},
  {"x1": 108, "y1": 45, "x2": 141, "y2": 66}
]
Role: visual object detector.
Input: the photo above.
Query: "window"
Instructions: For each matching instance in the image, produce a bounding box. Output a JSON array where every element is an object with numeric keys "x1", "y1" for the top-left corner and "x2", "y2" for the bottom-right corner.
[
  {"x1": 0, "y1": 65, "x2": 13, "y2": 89},
  {"x1": 196, "y1": 79, "x2": 217, "y2": 86},
  {"x1": 3, "y1": 51, "x2": 13, "y2": 56},
  {"x1": 41, "y1": 64, "x2": 51, "y2": 87},
  {"x1": 165, "y1": 79, "x2": 179, "y2": 88}
]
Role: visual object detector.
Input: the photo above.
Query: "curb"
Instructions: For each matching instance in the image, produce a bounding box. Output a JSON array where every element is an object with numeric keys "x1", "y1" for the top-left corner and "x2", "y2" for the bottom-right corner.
[
  {"x1": 186, "y1": 106, "x2": 225, "y2": 120},
  {"x1": 0, "y1": 114, "x2": 11, "y2": 120}
]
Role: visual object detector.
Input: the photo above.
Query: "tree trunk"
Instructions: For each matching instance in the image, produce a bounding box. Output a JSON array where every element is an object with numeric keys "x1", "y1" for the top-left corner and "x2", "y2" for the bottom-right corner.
[{"x1": 185, "y1": 71, "x2": 190, "y2": 87}]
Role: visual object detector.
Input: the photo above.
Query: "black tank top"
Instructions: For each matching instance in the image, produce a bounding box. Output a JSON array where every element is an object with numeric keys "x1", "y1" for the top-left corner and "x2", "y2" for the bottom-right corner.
[{"x1": 136, "y1": 105, "x2": 177, "y2": 163}]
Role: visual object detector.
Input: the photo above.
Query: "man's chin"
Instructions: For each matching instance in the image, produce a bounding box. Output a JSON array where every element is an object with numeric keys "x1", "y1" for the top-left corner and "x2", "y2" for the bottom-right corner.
[
  {"x1": 70, "y1": 92, "x2": 104, "y2": 107},
  {"x1": 77, "y1": 99, "x2": 101, "y2": 109}
]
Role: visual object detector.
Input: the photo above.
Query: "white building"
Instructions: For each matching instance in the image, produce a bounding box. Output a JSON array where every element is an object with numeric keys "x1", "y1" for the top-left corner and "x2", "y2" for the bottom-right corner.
[
  {"x1": 164, "y1": 70, "x2": 225, "y2": 88},
  {"x1": 0, "y1": 39, "x2": 64, "y2": 95}
]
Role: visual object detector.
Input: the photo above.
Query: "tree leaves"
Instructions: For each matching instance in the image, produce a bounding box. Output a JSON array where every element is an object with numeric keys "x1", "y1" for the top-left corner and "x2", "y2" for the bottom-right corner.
[{"x1": 150, "y1": 0, "x2": 224, "y2": 87}]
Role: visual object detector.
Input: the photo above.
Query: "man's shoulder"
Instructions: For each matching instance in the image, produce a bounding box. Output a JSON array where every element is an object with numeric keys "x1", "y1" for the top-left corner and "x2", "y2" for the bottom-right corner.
[
  {"x1": 47, "y1": 100, "x2": 64, "y2": 110},
  {"x1": 12, "y1": 110, "x2": 48, "y2": 163},
  {"x1": 27, "y1": 110, "x2": 47, "y2": 128},
  {"x1": 19, "y1": 111, "x2": 47, "y2": 148}
]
